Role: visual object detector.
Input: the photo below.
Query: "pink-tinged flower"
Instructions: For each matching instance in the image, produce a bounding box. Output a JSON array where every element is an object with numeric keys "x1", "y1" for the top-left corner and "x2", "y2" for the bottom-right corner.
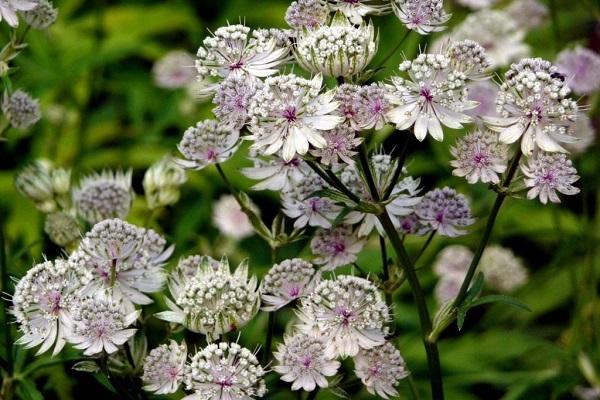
[
  {"x1": 328, "y1": 0, "x2": 391, "y2": 24},
  {"x1": 274, "y1": 332, "x2": 341, "y2": 391},
  {"x1": 260, "y1": 258, "x2": 318, "y2": 311},
  {"x1": 392, "y1": 0, "x2": 450, "y2": 34},
  {"x1": 465, "y1": 80, "x2": 499, "y2": 120},
  {"x1": 521, "y1": 152, "x2": 580, "y2": 204},
  {"x1": 311, "y1": 225, "x2": 365, "y2": 270},
  {"x1": 337, "y1": 83, "x2": 392, "y2": 130},
  {"x1": 212, "y1": 75, "x2": 261, "y2": 129},
  {"x1": 142, "y1": 340, "x2": 187, "y2": 395},
  {"x1": 415, "y1": 187, "x2": 475, "y2": 237},
  {"x1": 556, "y1": 47, "x2": 600, "y2": 95},
  {"x1": 285, "y1": 0, "x2": 328, "y2": 31},
  {"x1": 153, "y1": 50, "x2": 196, "y2": 89},
  {"x1": 506, "y1": 0, "x2": 548, "y2": 30},
  {"x1": 433, "y1": 245, "x2": 472, "y2": 279},
  {"x1": 176, "y1": 119, "x2": 240, "y2": 170},
  {"x1": 212, "y1": 195, "x2": 255, "y2": 240},
  {"x1": 353, "y1": 342, "x2": 410, "y2": 399},
  {"x1": 73, "y1": 169, "x2": 133, "y2": 224},
  {"x1": 310, "y1": 124, "x2": 362, "y2": 166},
  {"x1": 450, "y1": 130, "x2": 508, "y2": 184},
  {"x1": 480, "y1": 245, "x2": 528, "y2": 292},
  {"x1": 242, "y1": 154, "x2": 310, "y2": 191}
]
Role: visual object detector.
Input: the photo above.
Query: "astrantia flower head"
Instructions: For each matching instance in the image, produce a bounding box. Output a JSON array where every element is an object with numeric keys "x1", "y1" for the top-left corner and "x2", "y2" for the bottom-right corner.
[
  {"x1": 273, "y1": 332, "x2": 341, "y2": 391},
  {"x1": 446, "y1": 39, "x2": 491, "y2": 81},
  {"x1": 153, "y1": 50, "x2": 196, "y2": 89},
  {"x1": 485, "y1": 58, "x2": 579, "y2": 156},
  {"x1": 522, "y1": 152, "x2": 580, "y2": 204},
  {"x1": 2, "y1": 89, "x2": 41, "y2": 129},
  {"x1": 260, "y1": 258, "x2": 318, "y2": 311},
  {"x1": 12, "y1": 259, "x2": 90, "y2": 356},
  {"x1": 392, "y1": 0, "x2": 451, "y2": 35},
  {"x1": 176, "y1": 119, "x2": 240, "y2": 170},
  {"x1": 415, "y1": 187, "x2": 475, "y2": 237},
  {"x1": 285, "y1": 0, "x2": 328, "y2": 30},
  {"x1": 298, "y1": 275, "x2": 389, "y2": 358},
  {"x1": 328, "y1": 0, "x2": 391, "y2": 24},
  {"x1": 15, "y1": 159, "x2": 71, "y2": 213},
  {"x1": 22, "y1": 0, "x2": 58, "y2": 29},
  {"x1": 310, "y1": 124, "x2": 362, "y2": 166},
  {"x1": 311, "y1": 225, "x2": 365, "y2": 270},
  {"x1": 0, "y1": 0, "x2": 36, "y2": 27},
  {"x1": 247, "y1": 74, "x2": 343, "y2": 161},
  {"x1": 73, "y1": 169, "x2": 134, "y2": 224},
  {"x1": 556, "y1": 47, "x2": 600, "y2": 95},
  {"x1": 156, "y1": 257, "x2": 259, "y2": 339},
  {"x1": 337, "y1": 84, "x2": 392, "y2": 130},
  {"x1": 213, "y1": 194, "x2": 255, "y2": 240},
  {"x1": 353, "y1": 342, "x2": 410, "y2": 399},
  {"x1": 213, "y1": 74, "x2": 261, "y2": 129},
  {"x1": 44, "y1": 212, "x2": 80, "y2": 247},
  {"x1": 68, "y1": 296, "x2": 139, "y2": 356},
  {"x1": 295, "y1": 13, "x2": 378, "y2": 78},
  {"x1": 566, "y1": 113, "x2": 596, "y2": 154},
  {"x1": 242, "y1": 153, "x2": 310, "y2": 191},
  {"x1": 195, "y1": 23, "x2": 289, "y2": 80},
  {"x1": 450, "y1": 130, "x2": 508, "y2": 184},
  {"x1": 142, "y1": 340, "x2": 187, "y2": 395},
  {"x1": 387, "y1": 53, "x2": 476, "y2": 141},
  {"x1": 143, "y1": 156, "x2": 187, "y2": 210},
  {"x1": 506, "y1": 0, "x2": 548, "y2": 30},
  {"x1": 480, "y1": 245, "x2": 528, "y2": 292},
  {"x1": 183, "y1": 342, "x2": 266, "y2": 400}
]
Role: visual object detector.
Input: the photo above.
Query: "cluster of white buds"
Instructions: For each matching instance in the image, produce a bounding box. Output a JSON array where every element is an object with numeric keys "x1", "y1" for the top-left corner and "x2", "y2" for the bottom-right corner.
[
  {"x1": 446, "y1": 39, "x2": 491, "y2": 80},
  {"x1": 2, "y1": 89, "x2": 41, "y2": 129},
  {"x1": 353, "y1": 342, "x2": 410, "y2": 399},
  {"x1": 176, "y1": 119, "x2": 240, "y2": 170},
  {"x1": 15, "y1": 159, "x2": 71, "y2": 213},
  {"x1": 142, "y1": 340, "x2": 187, "y2": 395},
  {"x1": 212, "y1": 74, "x2": 261, "y2": 129},
  {"x1": 143, "y1": 155, "x2": 187, "y2": 209},
  {"x1": 392, "y1": 0, "x2": 450, "y2": 35},
  {"x1": 450, "y1": 130, "x2": 508, "y2": 184},
  {"x1": 260, "y1": 258, "x2": 318, "y2": 311},
  {"x1": 285, "y1": 0, "x2": 328, "y2": 30}
]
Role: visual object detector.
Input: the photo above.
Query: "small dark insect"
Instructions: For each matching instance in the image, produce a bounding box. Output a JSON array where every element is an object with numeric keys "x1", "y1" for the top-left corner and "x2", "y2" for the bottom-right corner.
[{"x1": 551, "y1": 72, "x2": 566, "y2": 81}]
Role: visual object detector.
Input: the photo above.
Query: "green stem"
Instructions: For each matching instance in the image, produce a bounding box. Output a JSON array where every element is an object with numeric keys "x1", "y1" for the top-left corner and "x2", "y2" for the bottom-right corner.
[
  {"x1": 0, "y1": 222, "x2": 12, "y2": 376},
  {"x1": 379, "y1": 235, "x2": 392, "y2": 305},
  {"x1": 358, "y1": 143, "x2": 380, "y2": 202},
  {"x1": 383, "y1": 132, "x2": 411, "y2": 200},
  {"x1": 305, "y1": 159, "x2": 361, "y2": 203},
  {"x1": 109, "y1": 258, "x2": 117, "y2": 288},
  {"x1": 413, "y1": 231, "x2": 435, "y2": 264},
  {"x1": 408, "y1": 374, "x2": 422, "y2": 400},
  {"x1": 375, "y1": 30, "x2": 411, "y2": 71},
  {"x1": 262, "y1": 312, "x2": 275, "y2": 365}
]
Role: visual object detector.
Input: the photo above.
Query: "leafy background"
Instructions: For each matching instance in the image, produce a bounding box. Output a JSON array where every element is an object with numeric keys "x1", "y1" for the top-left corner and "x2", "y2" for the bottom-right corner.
[{"x1": 0, "y1": 0, "x2": 599, "y2": 399}]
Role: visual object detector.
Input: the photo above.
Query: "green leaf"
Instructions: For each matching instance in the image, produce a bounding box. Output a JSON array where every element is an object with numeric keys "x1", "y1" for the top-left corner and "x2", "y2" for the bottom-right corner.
[
  {"x1": 16, "y1": 379, "x2": 44, "y2": 400},
  {"x1": 463, "y1": 272, "x2": 485, "y2": 305},
  {"x1": 72, "y1": 360, "x2": 101, "y2": 373},
  {"x1": 469, "y1": 295, "x2": 532, "y2": 312},
  {"x1": 457, "y1": 307, "x2": 467, "y2": 331},
  {"x1": 311, "y1": 188, "x2": 356, "y2": 206}
]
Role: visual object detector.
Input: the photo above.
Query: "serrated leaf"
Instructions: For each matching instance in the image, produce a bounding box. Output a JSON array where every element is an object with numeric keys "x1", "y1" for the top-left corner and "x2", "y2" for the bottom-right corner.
[
  {"x1": 469, "y1": 294, "x2": 531, "y2": 312},
  {"x1": 72, "y1": 360, "x2": 101, "y2": 373}
]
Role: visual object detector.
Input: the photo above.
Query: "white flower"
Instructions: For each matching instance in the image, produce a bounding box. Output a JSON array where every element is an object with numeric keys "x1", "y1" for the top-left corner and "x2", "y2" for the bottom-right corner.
[
  {"x1": 445, "y1": 39, "x2": 491, "y2": 81},
  {"x1": 183, "y1": 342, "x2": 266, "y2": 400},
  {"x1": 247, "y1": 74, "x2": 344, "y2": 162},
  {"x1": 153, "y1": 50, "x2": 196, "y2": 89},
  {"x1": 310, "y1": 124, "x2": 363, "y2": 166},
  {"x1": 273, "y1": 332, "x2": 341, "y2": 391},
  {"x1": 480, "y1": 245, "x2": 528, "y2": 292},
  {"x1": 176, "y1": 119, "x2": 240, "y2": 170},
  {"x1": 353, "y1": 342, "x2": 410, "y2": 399},
  {"x1": 392, "y1": 0, "x2": 451, "y2": 35},
  {"x1": 68, "y1": 296, "x2": 139, "y2": 356},
  {"x1": 450, "y1": 130, "x2": 508, "y2": 184},
  {"x1": 0, "y1": 0, "x2": 37, "y2": 27},
  {"x1": 295, "y1": 13, "x2": 377, "y2": 78},
  {"x1": 12, "y1": 259, "x2": 90, "y2": 356},
  {"x1": 485, "y1": 58, "x2": 579, "y2": 156},
  {"x1": 285, "y1": 0, "x2": 328, "y2": 30},
  {"x1": 522, "y1": 152, "x2": 580, "y2": 204},
  {"x1": 327, "y1": 0, "x2": 391, "y2": 24},
  {"x1": 156, "y1": 257, "x2": 259, "y2": 339},
  {"x1": 455, "y1": 0, "x2": 496, "y2": 10},
  {"x1": 2, "y1": 89, "x2": 41, "y2": 129},
  {"x1": 212, "y1": 74, "x2": 261, "y2": 129},
  {"x1": 298, "y1": 275, "x2": 389, "y2": 358},
  {"x1": 142, "y1": 340, "x2": 187, "y2": 395},
  {"x1": 260, "y1": 258, "x2": 318, "y2": 311},
  {"x1": 506, "y1": 0, "x2": 548, "y2": 30},
  {"x1": 212, "y1": 195, "x2": 254, "y2": 240},
  {"x1": 143, "y1": 155, "x2": 187, "y2": 210},
  {"x1": 433, "y1": 245, "x2": 472, "y2": 279},
  {"x1": 73, "y1": 169, "x2": 134, "y2": 224},
  {"x1": 415, "y1": 187, "x2": 475, "y2": 237},
  {"x1": 335, "y1": 84, "x2": 392, "y2": 130},
  {"x1": 311, "y1": 225, "x2": 365, "y2": 270},
  {"x1": 242, "y1": 153, "x2": 310, "y2": 191},
  {"x1": 386, "y1": 53, "x2": 476, "y2": 141},
  {"x1": 21, "y1": 0, "x2": 57, "y2": 29}
]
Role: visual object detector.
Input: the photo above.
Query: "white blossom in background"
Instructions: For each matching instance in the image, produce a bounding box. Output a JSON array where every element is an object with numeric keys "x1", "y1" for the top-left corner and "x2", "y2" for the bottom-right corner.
[
  {"x1": 311, "y1": 225, "x2": 365, "y2": 270},
  {"x1": 143, "y1": 156, "x2": 187, "y2": 210},
  {"x1": 212, "y1": 74, "x2": 260, "y2": 129},
  {"x1": 22, "y1": 0, "x2": 58, "y2": 29},
  {"x1": 212, "y1": 194, "x2": 254, "y2": 240},
  {"x1": 247, "y1": 74, "x2": 343, "y2": 161},
  {"x1": 73, "y1": 169, "x2": 133, "y2": 224},
  {"x1": 0, "y1": 0, "x2": 36, "y2": 27},
  {"x1": 260, "y1": 258, "x2": 318, "y2": 311},
  {"x1": 450, "y1": 130, "x2": 508, "y2": 184},
  {"x1": 556, "y1": 47, "x2": 600, "y2": 95},
  {"x1": 328, "y1": 0, "x2": 391, "y2": 24},
  {"x1": 242, "y1": 153, "x2": 310, "y2": 191},
  {"x1": 2, "y1": 89, "x2": 41, "y2": 129},
  {"x1": 274, "y1": 332, "x2": 341, "y2": 391},
  {"x1": 183, "y1": 342, "x2": 266, "y2": 400},
  {"x1": 465, "y1": 80, "x2": 499, "y2": 121},
  {"x1": 195, "y1": 24, "x2": 289, "y2": 81},
  {"x1": 68, "y1": 296, "x2": 139, "y2": 356},
  {"x1": 12, "y1": 259, "x2": 90, "y2": 356},
  {"x1": 416, "y1": 187, "x2": 475, "y2": 237},
  {"x1": 566, "y1": 113, "x2": 596, "y2": 154},
  {"x1": 456, "y1": 0, "x2": 496, "y2": 10},
  {"x1": 153, "y1": 50, "x2": 196, "y2": 89},
  {"x1": 15, "y1": 160, "x2": 71, "y2": 213},
  {"x1": 485, "y1": 58, "x2": 579, "y2": 156},
  {"x1": 392, "y1": 0, "x2": 450, "y2": 34},
  {"x1": 298, "y1": 275, "x2": 389, "y2": 358},
  {"x1": 480, "y1": 245, "x2": 528, "y2": 292},
  {"x1": 386, "y1": 53, "x2": 477, "y2": 141},
  {"x1": 310, "y1": 125, "x2": 363, "y2": 166},
  {"x1": 44, "y1": 212, "x2": 80, "y2": 247},
  {"x1": 176, "y1": 119, "x2": 240, "y2": 170},
  {"x1": 505, "y1": 0, "x2": 548, "y2": 30},
  {"x1": 156, "y1": 257, "x2": 259, "y2": 339},
  {"x1": 522, "y1": 152, "x2": 580, "y2": 204},
  {"x1": 433, "y1": 245, "x2": 473, "y2": 278},
  {"x1": 295, "y1": 13, "x2": 377, "y2": 78},
  {"x1": 435, "y1": 276, "x2": 463, "y2": 304},
  {"x1": 142, "y1": 340, "x2": 187, "y2": 395},
  {"x1": 285, "y1": 0, "x2": 328, "y2": 31},
  {"x1": 353, "y1": 342, "x2": 410, "y2": 399}
]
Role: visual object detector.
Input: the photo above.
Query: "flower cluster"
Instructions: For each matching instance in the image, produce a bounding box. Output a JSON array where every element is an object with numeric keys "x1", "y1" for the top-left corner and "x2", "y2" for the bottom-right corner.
[
  {"x1": 176, "y1": 119, "x2": 240, "y2": 170},
  {"x1": 73, "y1": 170, "x2": 134, "y2": 224},
  {"x1": 354, "y1": 342, "x2": 410, "y2": 399},
  {"x1": 392, "y1": 0, "x2": 450, "y2": 34},
  {"x1": 142, "y1": 340, "x2": 187, "y2": 394},
  {"x1": 260, "y1": 258, "x2": 317, "y2": 311}
]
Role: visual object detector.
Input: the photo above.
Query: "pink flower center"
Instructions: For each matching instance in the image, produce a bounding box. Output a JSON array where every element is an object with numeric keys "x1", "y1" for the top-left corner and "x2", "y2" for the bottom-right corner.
[
  {"x1": 541, "y1": 171, "x2": 556, "y2": 184},
  {"x1": 301, "y1": 356, "x2": 313, "y2": 368},
  {"x1": 287, "y1": 285, "x2": 302, "y2": 298},
  {"x1": 420, "y1": 88, "x2": 434, "y2": 103},
  {"x1": 332, "y1": 241, "x2": 346, "y2": 254},
  {"x1": 335, "y1": 307, "x2": 354, "y2": 326},
  {"x1": 206, "y1": 149, "x2": 217, "y2": 160},
  {"x1": 229, "y1": 60, "x2": 244, "y2": 71},
  {"x1": 217, "y1": 377, "x2": 234, "y2": 389},
  {"x1": 282, "y1": 106, "x2": 298, "y2": 123},
  {"x1": 473, "y1": 152, "x2": 488, "y2": 166}
]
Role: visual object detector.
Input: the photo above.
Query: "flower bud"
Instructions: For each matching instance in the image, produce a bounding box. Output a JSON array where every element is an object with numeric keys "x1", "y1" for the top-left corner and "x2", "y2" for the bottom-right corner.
[
  {"x1": 44, "y1": 212, "x2": 80, "y2": 247},
  {"x1": 143, "y1": 156, "x2": 187, "y2": 209}
]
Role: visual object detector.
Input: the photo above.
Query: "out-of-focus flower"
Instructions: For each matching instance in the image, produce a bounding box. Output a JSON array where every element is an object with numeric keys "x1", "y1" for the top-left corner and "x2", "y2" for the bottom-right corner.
[
  {"x1": 213, "y1": 74, "x2": 261, "y2": 129},
  {"x1": 328, "y1": 0, "x2": 390, "y2": 24},
  {"x1": 285, "y1": 0, "x2": 328, "y2": 30},
  {"x1": 480, "y1": 245, "x2": 528, "y2": 292},
  {"x1": 260, "y1": 258, "x2": 318, "y2": 311},
  {"x1": 142, "y1": 340, "x2": 187, "y2": 395},
  {"x1": 212, "y1": 194, "x2": 254, "y2": 240},
  {"x1": 392, "y1": 0, "x2": 450, "y2": 34},
  {"x1": 435, "y1": 276, "x2": 463, "y2": 304},
  {"x1": 156, "y1": 257, "x2": 259, "y2": 339},
  {"x1": 522, "y1": 152, "x2": 580, "y2": 204},
  {"x1": 450, "y1": 130, "x2": 508, "y2": 184},
  {"x1": 456, "y1": 0, "x2": 496, "y2": 10},
  {"x1": 0, "y1": 0, "x2": 36, "y2": 27},
  {"x1": 273, "y1": 332, "x2": 340, "y2": 391},
  {"x1": 12, "y1": 259, "x2": 90, "y2": 356},
  {"x1": 153, "y1": 50, "x2": 196, "y2": 89},
  {"x1": 353, "y1": 342, "x2": 410, "y2": 399},
  {"x1": 465, "y1": 80, "x2": 499, "y2": 120},
  {"x1": 298, "y1": 275, "x2": 389, "y2": 358},
  {"x1": 2, "y1": 89, "x2": 41, "y2": 129},
  {"x1": 556, "y1": 47, "x2": 600, "y2": 95},
  {"x1": 310, "y1": 124, "x2": 362, "y2": 166},
  {"x1": 566, "y1": 113, "x2": 596, "y2": 154},
  {"x1": 247, "y1": 74, "x2": 343, "y2": 161},
  {"x1": 311, "y1": 225, "x2": 365, "y2": 270},
  {"x1": 242, "y1": 154, "x2": 310, "y2": 191},
  {"x1": 176, "y1": 119, "x2": 240, "y2": 170},
  {"x1": 506, "y1": 0, "x2": 548, "y2": 30},
  {"x1": 574, "y1": 387, "x2": 600, "y2": 400},
  {"x1": 44, "y1": 212, "x2": 80, "y2": 247},
  {"x1": 295, "y1": 13, "x2": 377, "y2": 78},
  {"x1": 387, "y1": 53, "x2": 476, "y2": 141},
  {"x1": 143, "y1": 156, "x2": 187, "y2": 210},
  {"x1": 68, "y1": 296, "x2": 139, "y2": 356},
  {"x1": 15, "y1": 160, "x2": 71, "y2": 213},
  {"x1": 73, "y1": 170, "x2": 134, "y2": 224},
  {"x1": 183, "y1": 342, "x2": 266, "y2": 400},
  {"x1": 485, "y1": 58, "x2": 578, "y2": 156},
  {"x1": 433, "y1": 245, "x2": 472, "y2": 278},
  {"x1": 22, "y1": 0, "x2": 58, "y2": 29},
  {"x1": 195, "y1": 24, "x2": 289, "y2": 81},
  {"x1": 416, "y1": 187, "x2": 475, "y2": 237}
]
